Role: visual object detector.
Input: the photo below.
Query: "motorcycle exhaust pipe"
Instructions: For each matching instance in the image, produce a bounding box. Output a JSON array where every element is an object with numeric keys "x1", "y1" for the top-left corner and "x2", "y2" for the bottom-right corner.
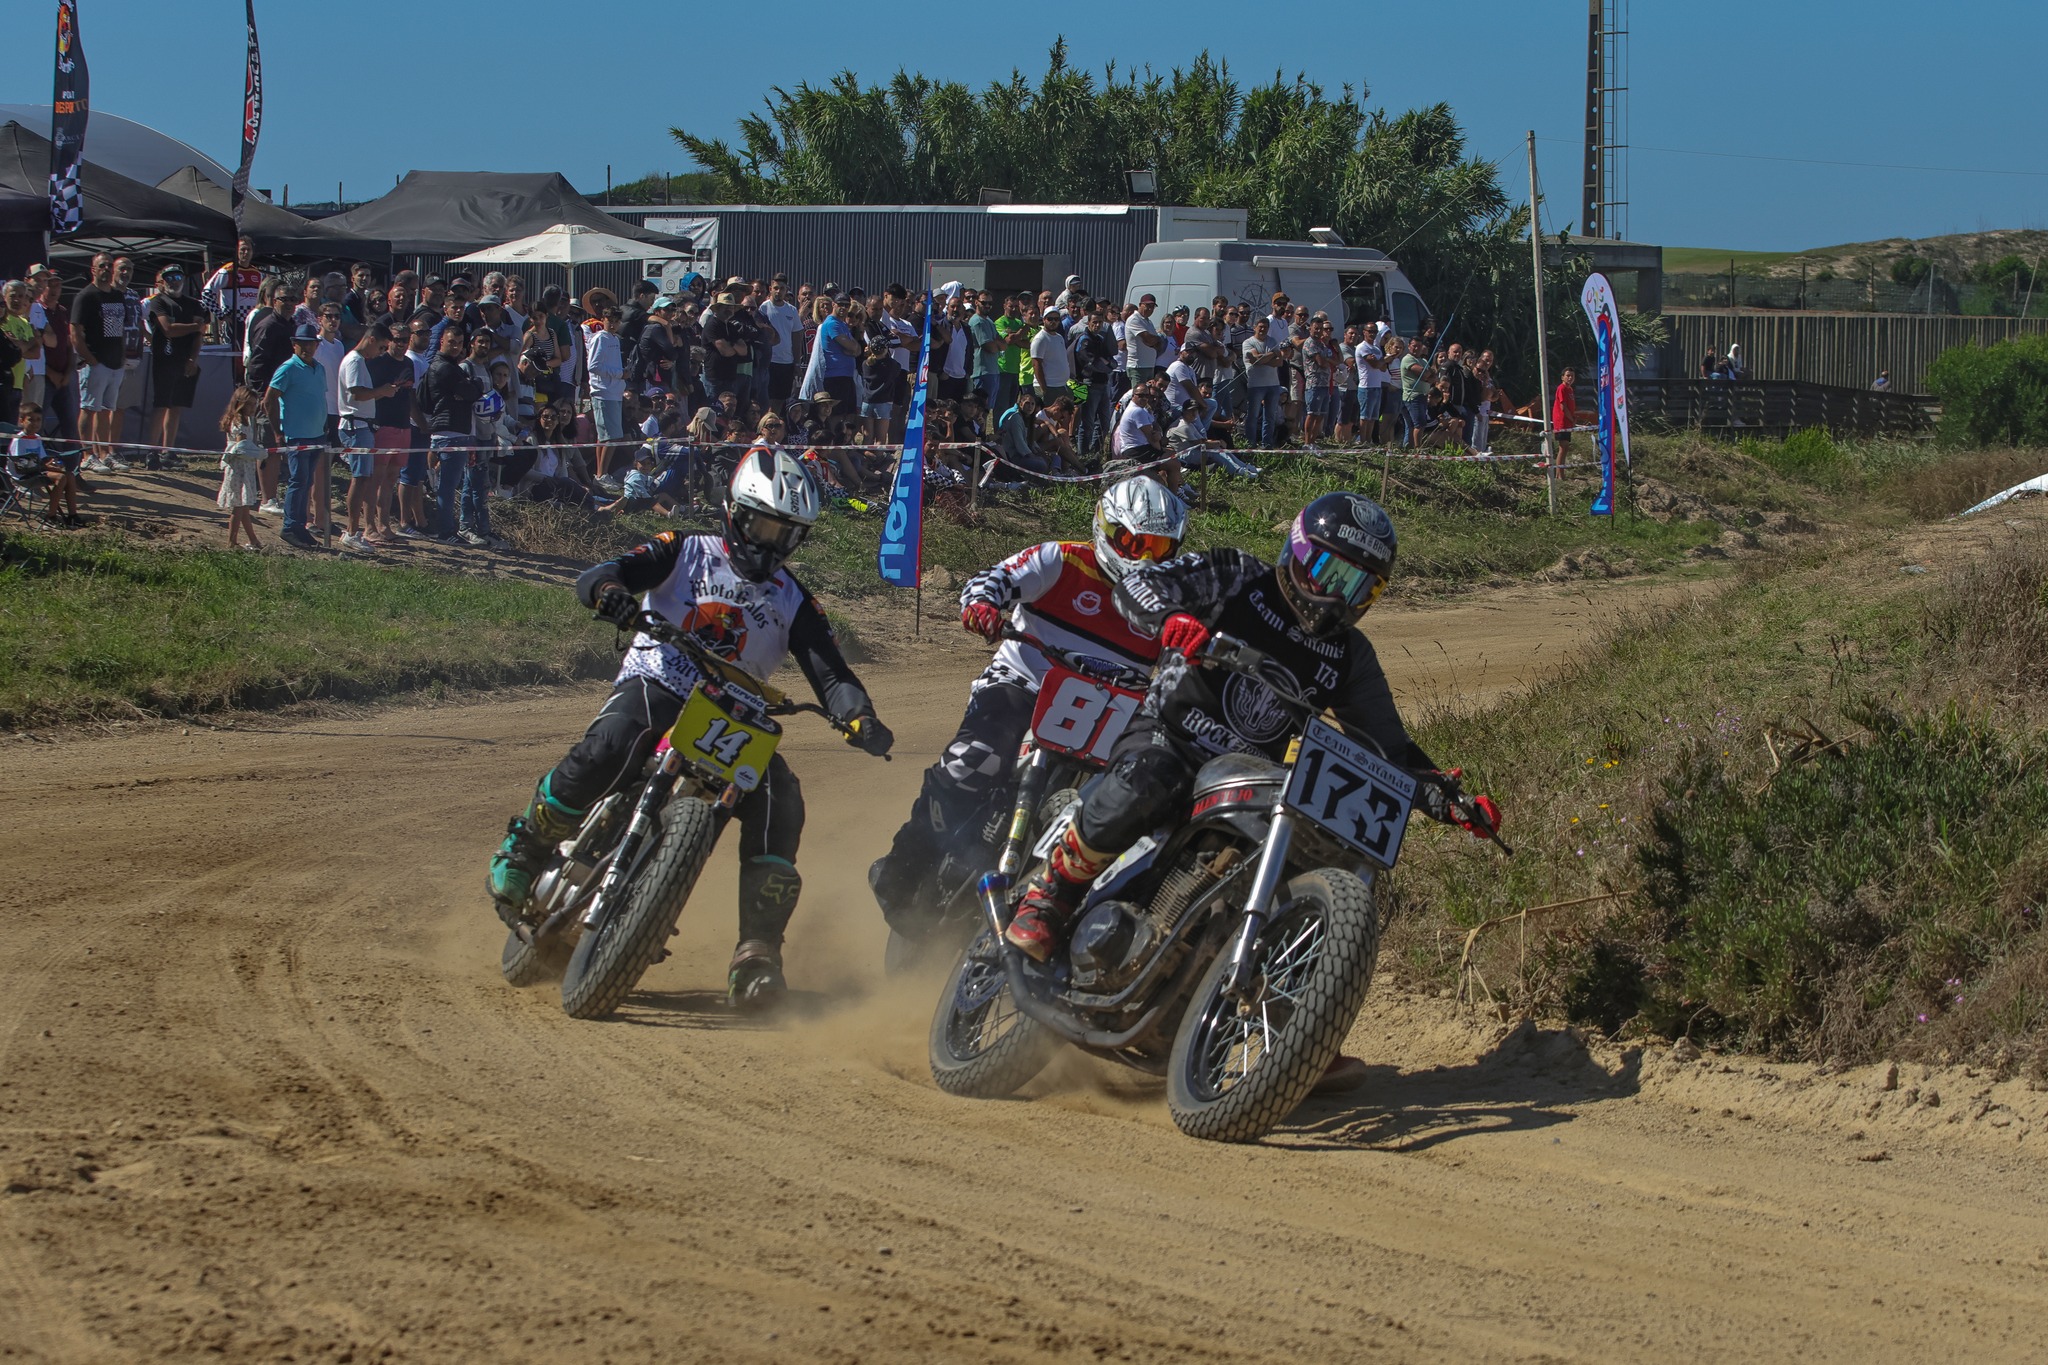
[{"x1": 977, "y1": 871, "x2": 1011, "y2": 939}]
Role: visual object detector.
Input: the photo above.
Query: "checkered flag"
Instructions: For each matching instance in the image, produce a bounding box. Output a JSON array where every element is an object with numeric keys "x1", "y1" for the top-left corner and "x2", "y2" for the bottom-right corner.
[{"x1": 48, "y1": 159, "x2": 81, "y2": 234}]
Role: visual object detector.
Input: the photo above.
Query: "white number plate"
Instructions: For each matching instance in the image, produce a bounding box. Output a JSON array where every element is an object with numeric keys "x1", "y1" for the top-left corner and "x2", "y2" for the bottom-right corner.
[
  {"x1": 1282, "y1": 718, "x2": 1417, "y2": 869},
  {"x1": 1029, "y1": 664, "x2": 1143, "y2": 764}
]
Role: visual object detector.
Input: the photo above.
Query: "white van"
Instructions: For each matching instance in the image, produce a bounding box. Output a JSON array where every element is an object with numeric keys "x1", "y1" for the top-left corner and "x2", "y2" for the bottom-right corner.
[{"x1": 1123, "y1": 237, "x2": 1430, "y2": 336}]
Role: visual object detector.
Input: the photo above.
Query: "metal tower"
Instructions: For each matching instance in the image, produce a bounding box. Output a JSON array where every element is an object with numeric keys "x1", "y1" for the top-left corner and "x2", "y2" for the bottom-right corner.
[{"x1": 1581, "y1": 0, "x2": 1628, "y2": 239}]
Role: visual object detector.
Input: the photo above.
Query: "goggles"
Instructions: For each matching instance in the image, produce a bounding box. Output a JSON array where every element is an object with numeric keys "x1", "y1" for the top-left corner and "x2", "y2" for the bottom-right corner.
[
  {"x1": 1105, "y1": 524, "x2": 1180, "y2": 564},
  {"x1": 1291, "y1": 544, "x2": 1387, "y2": 610},
  {"x1": 735, "y1": 506, "x2": 808, "y2": 556}
]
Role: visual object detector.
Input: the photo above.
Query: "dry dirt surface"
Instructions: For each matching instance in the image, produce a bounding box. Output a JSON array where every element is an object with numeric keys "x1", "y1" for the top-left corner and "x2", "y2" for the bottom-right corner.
[{"x1": 5, "y1": 576, "x2": 2048, "y2": 1364}]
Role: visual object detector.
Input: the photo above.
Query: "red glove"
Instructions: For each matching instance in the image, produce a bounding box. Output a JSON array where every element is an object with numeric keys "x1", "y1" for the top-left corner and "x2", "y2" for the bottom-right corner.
[
  {"x1": 1460, "y1": 794, "x2": 1501, "y2": 840},
  {"x1": 1159, "y1": 613, "x2": 1210, "y2": 658},
  {"x1": 961, "y1": 601, "x2": 1004, "y2": 643}
]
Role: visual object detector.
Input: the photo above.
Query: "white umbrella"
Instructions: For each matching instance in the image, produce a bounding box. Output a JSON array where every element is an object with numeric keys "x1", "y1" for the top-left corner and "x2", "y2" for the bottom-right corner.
[{"x1": 446, "y1": 222, "x2": 674, "y2": 297}]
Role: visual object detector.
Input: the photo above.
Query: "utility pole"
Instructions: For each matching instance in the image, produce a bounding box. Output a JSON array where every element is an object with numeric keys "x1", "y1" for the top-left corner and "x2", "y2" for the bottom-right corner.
[{"x1": 1529, "y1": 131, "x2": 1556, "y2": 516}]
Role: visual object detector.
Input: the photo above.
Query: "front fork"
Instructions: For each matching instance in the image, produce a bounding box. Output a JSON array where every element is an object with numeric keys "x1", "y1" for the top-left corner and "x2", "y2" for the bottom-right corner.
[
  {"x1": 979, "y1": 748, "x2": 1055, "y2": 938},
  {"x1": 1221, "y1": 802, "x2": 1297, "y2": 999},
  {"x1": 577, "y1": 749, "x2": 688, "y2": 932}
]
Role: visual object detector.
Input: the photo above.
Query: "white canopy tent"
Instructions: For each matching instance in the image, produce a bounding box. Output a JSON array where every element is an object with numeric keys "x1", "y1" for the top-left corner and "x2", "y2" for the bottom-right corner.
[{"x1": 446, "y1": 223, "x2": 670, "y2": 296}]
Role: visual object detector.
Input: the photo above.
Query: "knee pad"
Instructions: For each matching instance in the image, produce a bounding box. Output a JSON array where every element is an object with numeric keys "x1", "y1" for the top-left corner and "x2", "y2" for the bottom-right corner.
[{"x1": 936, "y1": 736, "x2": 1008, "y2": 796}]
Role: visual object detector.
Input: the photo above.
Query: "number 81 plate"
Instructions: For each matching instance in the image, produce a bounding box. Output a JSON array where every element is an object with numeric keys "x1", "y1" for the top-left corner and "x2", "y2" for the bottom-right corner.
[{"x1": 1283, "y1": 718, "x2": 1417, "y2": 870}]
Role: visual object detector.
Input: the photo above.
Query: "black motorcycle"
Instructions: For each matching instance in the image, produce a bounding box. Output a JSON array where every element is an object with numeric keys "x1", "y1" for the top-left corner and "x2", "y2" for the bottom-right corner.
[{"x1": 927, "y1": 632, "x2": 1509, "y2": 1142}]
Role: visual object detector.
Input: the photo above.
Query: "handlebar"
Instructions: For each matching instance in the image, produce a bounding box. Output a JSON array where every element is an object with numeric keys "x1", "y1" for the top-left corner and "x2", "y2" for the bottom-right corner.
[
  {"x1": 622, "y1": 610, "x2": 889, "y2": 758},
  {"x1": 1000, "y1": 628, "x2": 1152, "y2": 692}
]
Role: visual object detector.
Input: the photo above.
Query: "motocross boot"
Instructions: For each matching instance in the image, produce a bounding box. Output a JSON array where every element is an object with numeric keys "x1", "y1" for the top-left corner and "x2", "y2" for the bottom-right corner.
[
  {"x1": 730, "y1": 856, "x2": 802, "y2": 1010},
  {"x1": 1004, "y1": 826, "x2": 1111, "y2": 963},
  {"x1": 487, "y1": 775, "x2": 584, "y2": 916}
]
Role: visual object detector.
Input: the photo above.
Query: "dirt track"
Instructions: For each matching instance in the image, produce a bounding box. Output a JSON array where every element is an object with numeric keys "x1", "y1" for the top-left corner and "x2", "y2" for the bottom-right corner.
[{"x1": 5, "y1": 575, "x2": 2048, "y2": 1363}]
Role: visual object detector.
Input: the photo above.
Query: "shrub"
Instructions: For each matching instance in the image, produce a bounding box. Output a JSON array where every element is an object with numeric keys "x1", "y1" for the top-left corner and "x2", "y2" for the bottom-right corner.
[
  {"x1": 1925, "y1": 334, "x2": 2048, "y2": 448},
  {"x1": 1737, "y1": 427, "x2": 1857, "y2": 490},
  {"x1": 1891, "y1": 255, "x2": 1931, "y2": 288}
]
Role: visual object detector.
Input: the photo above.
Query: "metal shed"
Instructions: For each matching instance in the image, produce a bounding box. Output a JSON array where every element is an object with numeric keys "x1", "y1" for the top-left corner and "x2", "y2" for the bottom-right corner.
[{"x1": 598, "y1": 203, "x2": 1247, "y2": 299}]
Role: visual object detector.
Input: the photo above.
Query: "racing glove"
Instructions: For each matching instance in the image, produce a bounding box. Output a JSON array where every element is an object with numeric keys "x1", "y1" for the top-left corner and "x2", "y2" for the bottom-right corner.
[
  {"x1": 1159, "y1": 613, "x2": 1210, "y2": 658},
  {"x1": 846, "y1": 715, "x2": 894, "y2": 758},
  {"x1": 961, "y1": 601, "x2": 1004, "y2": 643},
  {"x1": 1460, "y1": 794, "x2": 1502, "y2": 840},
  {"x1": 594, "y1": 582, "x2": 639, "y2": 629}
]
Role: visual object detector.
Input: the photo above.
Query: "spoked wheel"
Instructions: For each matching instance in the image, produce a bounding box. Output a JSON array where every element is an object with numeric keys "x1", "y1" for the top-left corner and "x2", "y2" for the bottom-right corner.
[
  {"x1": 1167, "y1": 869, "x2": 1379, "y2": 1143},
  {"x1": 928, "y1": 931, "x2": 1056, "y2": 1098}
]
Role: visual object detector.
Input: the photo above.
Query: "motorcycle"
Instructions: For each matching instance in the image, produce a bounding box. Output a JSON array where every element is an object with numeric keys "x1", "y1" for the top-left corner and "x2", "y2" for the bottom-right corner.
[
  {"x1": 500, "y1": 610, "x2": 880, "y2": 1018},
  {"x1": 883, "y1": 629, "x2": 1152, "y2": 974},
  {"x1": 927, "y1": 632, "x2": 1510, "y2": 1142}
]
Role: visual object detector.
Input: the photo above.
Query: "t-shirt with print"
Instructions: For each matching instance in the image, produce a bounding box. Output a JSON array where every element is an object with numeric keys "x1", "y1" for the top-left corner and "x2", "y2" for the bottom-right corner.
[
  {"x1": 121, "y1": 291, "x2": 145, "y2": 363},
  {"x1": 1302, "y1": 337, "x2": 1333, "y2": 389},
  {"x1": 1123, "y1": 311, "x2": 1160, "y2": 371},
  {"x1": 73, "y1": 285, "x2": 127, "y2": 369},
  {"x1": 1242, "y1": 335, "x2": 1280, "y2": 388}
]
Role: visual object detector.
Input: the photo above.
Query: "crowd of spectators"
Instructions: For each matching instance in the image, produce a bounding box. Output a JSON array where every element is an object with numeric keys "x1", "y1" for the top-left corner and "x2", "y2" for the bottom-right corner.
[{"x1": 2, "y1": 238, "x2": 1523, "y2": 552}]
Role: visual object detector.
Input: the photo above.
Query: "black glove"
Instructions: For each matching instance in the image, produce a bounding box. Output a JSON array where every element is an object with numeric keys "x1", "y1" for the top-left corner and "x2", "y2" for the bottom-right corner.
[
  {"x1": 594, "y1": 582, "x2": 638, "y2": 629},
  {"x1": 847, "y1": 715, "x2": 893, "y2": 757}
]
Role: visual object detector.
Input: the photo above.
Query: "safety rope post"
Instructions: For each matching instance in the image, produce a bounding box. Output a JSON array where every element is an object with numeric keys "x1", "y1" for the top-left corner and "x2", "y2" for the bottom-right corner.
[{"x1": 1527, "y1": 130, "x2": 1557, "y2": 518}]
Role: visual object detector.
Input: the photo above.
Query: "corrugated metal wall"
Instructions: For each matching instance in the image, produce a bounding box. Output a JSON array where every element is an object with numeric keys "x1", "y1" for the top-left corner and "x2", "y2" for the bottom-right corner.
[
  {"x1": 605, "y1": 205, "x2": 1160, "y2": 297},
  {"x1": 1667, "y1": 311, "x2": 2048, "y2": 395}
]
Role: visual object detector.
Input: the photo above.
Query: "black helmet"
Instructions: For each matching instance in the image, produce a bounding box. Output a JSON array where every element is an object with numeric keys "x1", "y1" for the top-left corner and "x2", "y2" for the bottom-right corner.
[{"x1": 1277, "y1": 492, "x2": 1396, "y2": 637}]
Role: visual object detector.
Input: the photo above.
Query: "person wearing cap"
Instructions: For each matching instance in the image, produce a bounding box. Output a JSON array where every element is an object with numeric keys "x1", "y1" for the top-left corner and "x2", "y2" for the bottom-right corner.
[
  {"x1": 144, "y1": 266, "x2": 205, "y2": 459},
  {"x1": 633, "y1": 295, "x2": 679, "y2": 402},
  {"x1": 264, "y1": 324, "x2": 333, "y2": 548}
]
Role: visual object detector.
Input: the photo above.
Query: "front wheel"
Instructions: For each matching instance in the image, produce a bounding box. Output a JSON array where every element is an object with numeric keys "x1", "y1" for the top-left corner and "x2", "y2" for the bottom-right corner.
[
  {"x1": 559, "y1": 797, "x2": 724, "y2": 1019},
  {"x1": 1167, "y1": 869, "x2": 1380, "y2": 1143},
  {"x1": 928, "y1": 931, "x2": 1057, "y2": 1098}
]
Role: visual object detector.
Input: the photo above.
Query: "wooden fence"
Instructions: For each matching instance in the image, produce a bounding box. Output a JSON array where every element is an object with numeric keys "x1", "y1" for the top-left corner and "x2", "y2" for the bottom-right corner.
[{"x1": 1664, "y1": 311, "x2": 2048, "y2": 394}]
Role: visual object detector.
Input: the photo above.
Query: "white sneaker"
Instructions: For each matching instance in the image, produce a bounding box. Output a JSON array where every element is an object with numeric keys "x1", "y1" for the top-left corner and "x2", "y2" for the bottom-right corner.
[
  {"x1": 457, "y1": 528, "x2": 489, "y2": 548},
  {"x1": 102, "y1": 455, "x2": 131, "y2": 472},
  {"x1": 258, "y1": 498, "x2": 285, "y2": 515},
  {"x1": 340, "y1": 532, "x2": 372, "y2": 551}
]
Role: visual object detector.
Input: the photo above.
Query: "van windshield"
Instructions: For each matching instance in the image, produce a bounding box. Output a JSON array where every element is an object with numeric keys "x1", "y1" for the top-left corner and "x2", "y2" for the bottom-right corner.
[{"x1": 1392, "y1": 291, "x2": 1427, "y2": 338}]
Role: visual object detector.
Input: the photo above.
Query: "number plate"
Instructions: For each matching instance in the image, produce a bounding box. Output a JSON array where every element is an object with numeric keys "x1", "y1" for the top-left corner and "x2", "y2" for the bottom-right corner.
[
  {"x1": 1282, "y1": 718, "x2": 1417, "y2": 869},
  {"x1": 669, "y1": 684, "x2": 781, "y2": 791},
  {"x1": 1029, "y1": 664, "x2": 1143, "y2": 763}
]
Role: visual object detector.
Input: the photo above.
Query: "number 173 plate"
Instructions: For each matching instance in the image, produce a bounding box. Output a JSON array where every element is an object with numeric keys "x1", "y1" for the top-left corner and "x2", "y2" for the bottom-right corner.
[{"x1": 1283, "y1": 718, "x2": 1417, "y2": 869}]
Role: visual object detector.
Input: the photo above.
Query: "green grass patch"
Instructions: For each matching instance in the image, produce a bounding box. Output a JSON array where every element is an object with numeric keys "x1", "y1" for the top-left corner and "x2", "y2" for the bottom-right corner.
[
  {"x1": 0, "y1": 532, "x2": 609, "y2": 727},
  {"x1": 1390, "y1": 530, "x2": 2048, "y2": 1071}
]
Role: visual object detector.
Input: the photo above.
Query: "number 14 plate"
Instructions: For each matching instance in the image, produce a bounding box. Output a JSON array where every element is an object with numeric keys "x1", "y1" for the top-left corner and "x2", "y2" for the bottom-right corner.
[
  {"x1": 1283, "y1": 718, "x2": 1417, "y2": 870},
  {"x1": 670, "y1": 684, "x2": 781, "y2": 792}
]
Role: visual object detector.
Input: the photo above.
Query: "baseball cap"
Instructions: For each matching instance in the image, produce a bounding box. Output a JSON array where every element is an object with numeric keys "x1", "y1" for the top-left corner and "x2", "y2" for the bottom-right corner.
[
  {"x1": 292, "y1": 323, "x2": 320, "y2": 343},
  {"x1": 1065, "y1": 273, "x2": 1082, "y2": 287},
  {"x1": 715, "y1": 291, "x2": 739, "y2": 306},
  {"x1": 651, "y1": 294, "x2": 676, "y2": 309},
  {"x1": 479, "y1": 293, "x2": 502, "y2": 305}
]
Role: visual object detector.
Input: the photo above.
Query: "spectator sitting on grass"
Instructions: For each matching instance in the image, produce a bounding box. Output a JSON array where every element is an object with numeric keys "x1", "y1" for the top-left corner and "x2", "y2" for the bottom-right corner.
[
  {"x1": 1033, "y1": 392, "x2": 1086, "y2": 476},
  {"x1": 596, "y1": 447, "x2": 672, "y2": 516},
  {"x1": 996, "y1": 390, "x2": 1048, "y2": 478},
  {"x1": 9, "y1": 404, "x2": 80, "y2": 526},
  {"x1": 512, "y1": 403, "x2": 592, "y2": 506}
]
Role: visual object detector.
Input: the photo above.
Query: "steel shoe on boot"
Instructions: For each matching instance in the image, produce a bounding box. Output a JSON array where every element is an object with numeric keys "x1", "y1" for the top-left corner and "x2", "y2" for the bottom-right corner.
[
  {"x1": 486, "y1": 777, "x2": 584, "y2": 914},
  {"x1": 727, "y1": 939, "x2": 787, "y2": 1011}
]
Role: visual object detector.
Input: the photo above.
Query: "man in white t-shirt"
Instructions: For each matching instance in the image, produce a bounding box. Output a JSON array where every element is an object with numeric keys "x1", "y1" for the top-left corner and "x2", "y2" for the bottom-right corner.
[
  {"x1": 1123, "y1": 295, "x2": 1162, "y2": 384},
  {"x1": 1028, "y1": 312, "x2": 1072, "y2": 403},
  {"x1": 1355, "y1": 322, "x2": 1389, "y2": 444},
  {"x1": 1163, "y1": 354, "x2": 1201, "y2": 412},
  {"x1": 758, "y1": 276, "x2": 801, "y2": 404}
]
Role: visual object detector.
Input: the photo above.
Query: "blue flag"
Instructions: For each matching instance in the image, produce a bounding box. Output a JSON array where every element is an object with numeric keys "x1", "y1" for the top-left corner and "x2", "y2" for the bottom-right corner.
[
  {"x1": 877, "y1": 292, "x2": 934, "y2": 588},
  {"x1": 1580, "y1": 273, "x2": 1627, "y2": 517}
]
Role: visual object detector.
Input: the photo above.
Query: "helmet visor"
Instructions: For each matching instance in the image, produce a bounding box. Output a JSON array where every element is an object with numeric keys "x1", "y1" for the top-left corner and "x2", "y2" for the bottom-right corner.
[
  {"x1": 1290, "y1": 544, "x2": 1387, "y2": 610},
  {"x1": 735, "y1": 506, "x2": 809, "y2": 556},
  {"x1": 1106, "y1": 524, "x2": 1180, "y2": 564}
]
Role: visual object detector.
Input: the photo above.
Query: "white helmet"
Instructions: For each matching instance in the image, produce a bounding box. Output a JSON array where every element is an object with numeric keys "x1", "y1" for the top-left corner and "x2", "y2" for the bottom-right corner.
[
  {"x1": 1093, "y1": 475, "x2": 1188, "y2": 584},
  {"x1": 725, "y1": 446, "x2": 820, "y2": 581}
]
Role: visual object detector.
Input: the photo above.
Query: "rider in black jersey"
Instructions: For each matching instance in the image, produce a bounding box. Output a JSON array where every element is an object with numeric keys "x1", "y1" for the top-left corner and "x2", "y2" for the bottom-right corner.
[{"x1": 1005, "y1": 490, "x2": 1501, "y2": 960}]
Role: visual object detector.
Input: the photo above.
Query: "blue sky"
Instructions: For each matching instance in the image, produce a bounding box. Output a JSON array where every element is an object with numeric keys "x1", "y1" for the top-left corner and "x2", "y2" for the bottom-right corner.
[{"x1": 11, "y1": 0, "x2": 2044, "y2": 252}]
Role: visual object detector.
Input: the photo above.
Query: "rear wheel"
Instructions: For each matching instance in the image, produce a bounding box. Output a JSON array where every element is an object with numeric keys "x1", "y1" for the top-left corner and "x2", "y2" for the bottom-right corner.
[
  {"x1": 1166, "y1": 869, "x2": 1379, "y2": 1143},
  {"x1": 928, "y1": 931, "x2": 1057, "y2": 1098},
  {"x1": 559, "y1": 798, "x2": 723, "y2": 1020},
  {"x1": 500, "y1": 927, "x2": 570, "y2": 986}
]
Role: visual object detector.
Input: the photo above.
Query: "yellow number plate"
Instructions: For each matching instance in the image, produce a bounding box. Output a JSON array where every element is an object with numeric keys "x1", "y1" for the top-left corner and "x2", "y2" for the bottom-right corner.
[{"x1": 669, "y1": 685, "x2": 781, "y2": 791}]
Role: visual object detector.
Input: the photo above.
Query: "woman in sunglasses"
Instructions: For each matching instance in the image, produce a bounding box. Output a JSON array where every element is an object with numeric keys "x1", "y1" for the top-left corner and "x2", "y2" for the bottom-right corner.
[{"x1": 1005, "y1": 490, "x2": 1501, "y2": 962}]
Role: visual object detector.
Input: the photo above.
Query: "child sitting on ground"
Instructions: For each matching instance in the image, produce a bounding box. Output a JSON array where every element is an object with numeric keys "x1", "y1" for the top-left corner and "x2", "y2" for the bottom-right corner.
[
  {"x1": 8, "y1": 406, "x2": 81, "y2": 526},
  {"x1": 217, "y1": 388, "x2": 264, "y2": 550},
  {"x1": 596, "y1": 447, "x2": 674, "y2": 516}
]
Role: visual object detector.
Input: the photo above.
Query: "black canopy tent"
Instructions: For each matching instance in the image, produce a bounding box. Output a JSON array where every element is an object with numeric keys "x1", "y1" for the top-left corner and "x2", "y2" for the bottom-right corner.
[
  {"x1": 0, "y1": 187, "x2": 46, "y2": 277},
  {"x1": 0, "y1": 121, "x2": 233, "y2": 255},
  {"x1": 322, "y1": 171, "x2": 690, "y2": 257},
  {"x1": 156, "y1": 165, "x2": 391, "y2": 264}
]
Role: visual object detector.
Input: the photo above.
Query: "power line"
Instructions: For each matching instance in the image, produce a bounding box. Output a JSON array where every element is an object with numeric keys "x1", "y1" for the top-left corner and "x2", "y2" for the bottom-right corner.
[{"x1": 1535, "y1": 135, "x2": 2048, "y2": 180}]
